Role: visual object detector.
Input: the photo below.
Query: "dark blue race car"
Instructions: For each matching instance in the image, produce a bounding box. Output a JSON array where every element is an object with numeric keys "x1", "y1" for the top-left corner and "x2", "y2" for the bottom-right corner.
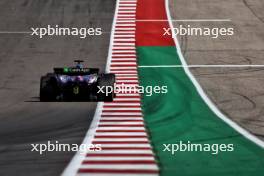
[{"x1": 40, "y1": 60, "x2": 115, "y2": 101}]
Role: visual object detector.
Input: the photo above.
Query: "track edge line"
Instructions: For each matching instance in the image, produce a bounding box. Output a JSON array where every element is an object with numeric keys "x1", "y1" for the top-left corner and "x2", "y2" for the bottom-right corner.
[
  {"x1": 61, "y1": 1, "x2": 121, "y2": 175},
  {"x1": 165, "y1": 0, "x2": 264, "y2": 148}
]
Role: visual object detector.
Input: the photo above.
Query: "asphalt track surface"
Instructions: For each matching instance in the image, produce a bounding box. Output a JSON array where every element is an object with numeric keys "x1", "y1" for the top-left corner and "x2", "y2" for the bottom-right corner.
[
  {"x1": 170, "y1": 0, "x2": 264, "y2": 140},
  {"x1": 0, "y1": 0, "x2": 115, "y2": 175}
]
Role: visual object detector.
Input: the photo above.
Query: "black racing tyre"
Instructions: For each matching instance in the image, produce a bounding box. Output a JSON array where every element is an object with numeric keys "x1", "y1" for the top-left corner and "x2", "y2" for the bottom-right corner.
[
  {"x1": 97, "y1": 73, "x2": 115, "y2": 102},
  {"x1": 39, "y1": 76, "x2": 58, "y2": 101}
]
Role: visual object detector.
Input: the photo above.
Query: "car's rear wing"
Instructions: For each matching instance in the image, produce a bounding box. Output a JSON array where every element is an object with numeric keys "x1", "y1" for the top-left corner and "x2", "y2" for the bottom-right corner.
[{"x1": 54, "y1": 67, "x2": 99, "y2": 75}]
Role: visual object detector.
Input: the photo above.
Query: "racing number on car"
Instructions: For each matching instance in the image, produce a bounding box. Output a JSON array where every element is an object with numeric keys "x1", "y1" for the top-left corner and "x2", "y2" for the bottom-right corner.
[{"x1": 73, "y1": 86, "x2": 79, "y2": 94}]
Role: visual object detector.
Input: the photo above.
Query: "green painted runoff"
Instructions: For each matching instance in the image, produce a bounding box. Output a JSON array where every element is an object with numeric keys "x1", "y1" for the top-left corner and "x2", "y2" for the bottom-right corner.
[{"x1": 137, "y1": 46, "x2": 264, "y2": 176}]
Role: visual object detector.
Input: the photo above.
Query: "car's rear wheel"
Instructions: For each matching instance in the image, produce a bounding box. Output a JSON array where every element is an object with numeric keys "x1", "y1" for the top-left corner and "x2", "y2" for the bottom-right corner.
[
  {"x1": 39, "y1": 76, "x2": 58, "y2": 101},
  {"x1": 97, "y1": 73, "x2": 115, "y2": 102}
]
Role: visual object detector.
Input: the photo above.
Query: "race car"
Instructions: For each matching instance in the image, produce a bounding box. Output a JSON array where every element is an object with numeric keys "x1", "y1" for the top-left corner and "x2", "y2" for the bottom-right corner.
[{"x1": 39, "y1": 60, "x2": 115, "y2": 101}]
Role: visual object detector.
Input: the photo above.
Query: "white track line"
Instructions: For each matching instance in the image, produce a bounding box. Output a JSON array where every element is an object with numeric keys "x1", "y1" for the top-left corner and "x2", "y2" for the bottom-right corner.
[
  {"x1": 82, "y1": 157, "x2": 155, "y2": 161},
  {"x1": 79, "y1": 165, "x2": 157, "y2": 170},
  {"x1": 138, "y1": 65, "x2": 264, "y2": 68},
  {"x1": 104, "y1": 103, "x2": 141, "y2": 106},
  {"x1": 97, "y1": 127, "x2": 146, "y2": 130},
  {"x1": 165, "y1": 0, "x2": 264, "y2": 148},
  {"x1": 61, "y1": 0, "x2": 120, "y2": 175},
  {"x1": 116, "y1": 24, "x2": 136, "y2": 26},
  {"x1": 93, "y1": 138, "x2": 148, "y2": 142},
  {"x1": 96, "y1": 132, "x2": 147, "y2": 136}
]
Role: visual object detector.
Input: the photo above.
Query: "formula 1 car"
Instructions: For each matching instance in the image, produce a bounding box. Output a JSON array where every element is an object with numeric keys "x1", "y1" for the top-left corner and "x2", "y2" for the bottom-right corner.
[{"x1": 40, "y1": 60, "x2": 115, "y2": 101}]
